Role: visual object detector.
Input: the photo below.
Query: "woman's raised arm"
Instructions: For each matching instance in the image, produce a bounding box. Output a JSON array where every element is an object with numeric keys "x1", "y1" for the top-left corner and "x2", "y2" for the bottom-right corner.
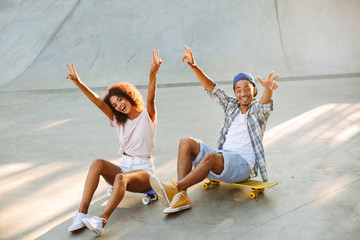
[
  {"x1": 147, "y1": 50, "x2": 163, "y2": 122},
  {"x1": 66, "y1": 64, "x2": 114, "y2": 120}
]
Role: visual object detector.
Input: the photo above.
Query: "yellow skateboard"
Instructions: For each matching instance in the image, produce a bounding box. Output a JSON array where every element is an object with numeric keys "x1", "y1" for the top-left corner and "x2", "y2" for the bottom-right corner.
[{"x1": 203, "y1": 178, "x2": 278, "y2": 199}]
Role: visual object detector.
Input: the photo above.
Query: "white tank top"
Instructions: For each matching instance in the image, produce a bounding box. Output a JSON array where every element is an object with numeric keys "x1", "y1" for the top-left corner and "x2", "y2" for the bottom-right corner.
[
  {"x1": 110, "y1": 109, "x2": 156, "y2": 159},
  {"x1": 222, "y1": 112, "x2": 255, "y2": 169}
]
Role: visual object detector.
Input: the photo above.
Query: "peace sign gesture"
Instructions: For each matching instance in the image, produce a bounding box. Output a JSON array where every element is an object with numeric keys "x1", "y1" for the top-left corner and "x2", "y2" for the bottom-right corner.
[
  {"x1": 66, "y1": 64, "x2": 81, "y2": 85},
  {"x1": 181, "y1": 45, "x2": 196, "y2": 67},
  {"x1": 257, "y1": 71, "x2": 279, "y2": 91},
  {"x1": 150, "y1": 49, "x2": 163, "y2": 76}
]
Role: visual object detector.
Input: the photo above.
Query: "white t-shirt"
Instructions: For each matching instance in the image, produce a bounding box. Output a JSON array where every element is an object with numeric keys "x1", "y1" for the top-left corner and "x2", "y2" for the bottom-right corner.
[
  {"x1": 110, "y1": 109, "x2": 156, "y2": 159},
  {"x1": 222, "y1": 112, "x2": 255, "y2": 169}
]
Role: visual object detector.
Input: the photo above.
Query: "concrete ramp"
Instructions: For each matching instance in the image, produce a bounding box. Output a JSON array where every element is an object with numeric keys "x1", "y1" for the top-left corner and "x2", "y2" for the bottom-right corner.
[
  {"x1": 1, "y1": 1, "x2": 360, "y2": 240},
  {"x1": 1, "y1": 0, "x2": 359, "y2": 91}
]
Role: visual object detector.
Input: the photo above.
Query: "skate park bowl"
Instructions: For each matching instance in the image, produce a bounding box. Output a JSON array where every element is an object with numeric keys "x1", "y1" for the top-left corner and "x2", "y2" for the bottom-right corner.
[{"x1": 0, "y1": 0, "x2": 359, "y2": 239}]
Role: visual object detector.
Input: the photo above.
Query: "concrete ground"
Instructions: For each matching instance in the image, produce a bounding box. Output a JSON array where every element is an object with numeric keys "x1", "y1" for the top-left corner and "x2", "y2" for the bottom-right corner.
[{"x1": 0, "y1": 1, "x2": 359, "y2": 239}]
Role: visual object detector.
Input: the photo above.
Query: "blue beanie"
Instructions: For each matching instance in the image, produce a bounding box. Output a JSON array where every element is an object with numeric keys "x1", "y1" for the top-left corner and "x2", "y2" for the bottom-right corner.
[{"x1": 233, "y1": 72, "x2": 256, "y2": 89}]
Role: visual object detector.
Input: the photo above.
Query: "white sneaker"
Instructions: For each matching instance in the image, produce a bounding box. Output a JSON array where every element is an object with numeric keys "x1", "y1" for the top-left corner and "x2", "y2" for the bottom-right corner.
[
  {"x1": 68, "y1": 212, "x2": 90, "y2": 232},
  {"x1": 82, "y1": 216, "x2": 107, "y2": 236}
]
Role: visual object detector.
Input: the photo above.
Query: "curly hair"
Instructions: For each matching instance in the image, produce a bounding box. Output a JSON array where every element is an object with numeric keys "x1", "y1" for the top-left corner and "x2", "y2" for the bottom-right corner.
[{"x1": 103, "y1": 82, "x2": 144, "y2": 125}]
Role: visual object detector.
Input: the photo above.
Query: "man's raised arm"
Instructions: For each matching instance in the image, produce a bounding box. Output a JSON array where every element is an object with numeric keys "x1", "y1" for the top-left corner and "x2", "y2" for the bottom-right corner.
[{"x1": 181, "y1": 45, "x2": 215, "y2": 92}]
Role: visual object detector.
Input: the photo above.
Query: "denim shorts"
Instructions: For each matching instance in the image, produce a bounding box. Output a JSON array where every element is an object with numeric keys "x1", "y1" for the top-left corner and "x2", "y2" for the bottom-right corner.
[
  {"x1": 193, "y1": 140, "x2": 251, "y2": 183},
  {"x1": 118, "y1": 155, "x2": 155, "y2": 175}
]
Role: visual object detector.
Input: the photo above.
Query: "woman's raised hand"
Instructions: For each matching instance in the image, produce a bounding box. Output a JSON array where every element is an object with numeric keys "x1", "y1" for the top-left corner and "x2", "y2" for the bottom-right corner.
[
  {"x1": 66, "y1": 64, "x2": 81, "y2": 85},
  {"x1": 150, "y1": 49, "x2": 163, "y2": 76},
  {"x1": 181, "y1": 45, "x2": 196, "y2": 67}
]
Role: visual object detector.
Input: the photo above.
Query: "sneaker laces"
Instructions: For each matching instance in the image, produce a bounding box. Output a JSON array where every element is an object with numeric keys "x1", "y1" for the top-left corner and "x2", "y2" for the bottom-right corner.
[
  {"x1": 93, "y1": 216, "x2": 107, "y2": 225},
  {"x1": 73, "y1": 213, "x2": 85, "y2": 222},
  {"x1": 169, "y1": 180, "x2": 178, "y2": 187},
  {"x1": 170, "y1": 192, "x2": 184, "y2": 206},
  {"x1": 163, "y1": 181, "x2": 177, "y2": 189}
]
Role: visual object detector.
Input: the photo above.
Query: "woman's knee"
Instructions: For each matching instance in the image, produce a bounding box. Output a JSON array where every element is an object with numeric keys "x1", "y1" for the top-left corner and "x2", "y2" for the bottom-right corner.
[
  {"x1": 90, "y1": 159, "x2": 106, "y2": 170},
  {"x1": 114, "y1": 173, "x2": 126, "y2": 186}
]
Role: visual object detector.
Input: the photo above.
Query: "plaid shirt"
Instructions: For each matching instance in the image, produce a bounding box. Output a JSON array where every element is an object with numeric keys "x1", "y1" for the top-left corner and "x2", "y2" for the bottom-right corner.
[{"x1": 206, "y1": 84, "x2": 273, "y2": 182}]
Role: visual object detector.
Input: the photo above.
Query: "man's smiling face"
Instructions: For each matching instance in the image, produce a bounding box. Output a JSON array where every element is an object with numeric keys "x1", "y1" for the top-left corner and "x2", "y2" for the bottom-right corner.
[{"x1": 233, "y1": 79, "x2": 257, "y2": 107}]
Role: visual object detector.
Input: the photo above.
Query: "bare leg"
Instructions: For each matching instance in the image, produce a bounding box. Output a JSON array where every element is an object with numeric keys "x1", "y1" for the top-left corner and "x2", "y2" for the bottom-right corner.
[
  {"x1": 78, "y1": 159, "x2": 122, "y2": 214},
  {"x1": 177, "y1": 137, "x2": 201, "y2": 181},
  {"x1": 176, "y1": 137, "x2": 224, "y2": 191},
  {"x1": 177, "y1": 152, "x2": 224, "y2": 191},
  {"x1": 99, "y1": 170, "x2": 151, "y2": 224}
]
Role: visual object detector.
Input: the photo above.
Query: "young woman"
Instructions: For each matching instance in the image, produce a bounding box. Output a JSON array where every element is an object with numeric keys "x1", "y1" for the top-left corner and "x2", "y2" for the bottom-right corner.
[{"x1": 66, "y1": 50, "x2": 163, "y2": 236}]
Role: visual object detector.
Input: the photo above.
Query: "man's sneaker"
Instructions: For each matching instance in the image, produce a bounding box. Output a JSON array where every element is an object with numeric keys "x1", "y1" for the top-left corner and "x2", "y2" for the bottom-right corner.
[
  {"x1": 163, "y1": 191, "x2": 191, "y2": 214},
  {"x1": 82, "y1": 216, "x2": 107, "y2": 236},
  {"x1": 150, "y1": 175, "x2": 178, "y2": 206},
  {"x1": 68, "y1": 212, "x2": 90, "y2": 232}
]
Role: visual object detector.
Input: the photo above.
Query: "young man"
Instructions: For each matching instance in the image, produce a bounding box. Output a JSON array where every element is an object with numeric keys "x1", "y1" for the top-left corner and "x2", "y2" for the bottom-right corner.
[{"x1": 150, "y1": 46, "x2": 279, "y2": 214}]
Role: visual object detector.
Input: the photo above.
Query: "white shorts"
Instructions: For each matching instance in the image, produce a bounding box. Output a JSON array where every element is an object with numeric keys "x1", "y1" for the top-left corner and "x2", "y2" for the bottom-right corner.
[{"x1": 117, "y1": 155, "x2": 155, "y2": 175}]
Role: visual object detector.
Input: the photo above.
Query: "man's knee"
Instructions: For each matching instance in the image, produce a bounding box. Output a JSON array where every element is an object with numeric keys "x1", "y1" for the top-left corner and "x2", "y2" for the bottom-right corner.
[
  {"x1": 201, "y1": 152, "x2": 217, "y2": 164},
  {"x1": 179, "y1": 137, "x2": 199, "y2": 157},
  {"x1": 201, "y1": 153, "x2": 224, "y2": 172},
  {"x1": 179, "y1": 137, "x2": 193, "y2": 150}
]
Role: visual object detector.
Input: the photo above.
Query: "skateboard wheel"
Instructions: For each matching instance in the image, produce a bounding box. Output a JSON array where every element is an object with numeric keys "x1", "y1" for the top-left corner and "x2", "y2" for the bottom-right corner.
[
  {"x1": 259, "y1": 188, "x2": 265, "y2": 193},
  {"x1": 142, "y1": 196, "x2": 151, "y2": 205},
  {"x1": 249, "y1": 192, "x2": 256, "y2": 199},
  {"x1": 149, "y1": 194, "x2": 158, "y2": 201},
  {"x1": 203, "y1": 183, "x2": 209, "y2": 190}
]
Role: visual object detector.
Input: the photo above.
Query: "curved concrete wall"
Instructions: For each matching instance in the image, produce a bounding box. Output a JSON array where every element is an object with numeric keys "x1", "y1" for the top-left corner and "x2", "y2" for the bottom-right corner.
[{"x1": 1, "y1": 0, "x2": 359, "y2": 90}]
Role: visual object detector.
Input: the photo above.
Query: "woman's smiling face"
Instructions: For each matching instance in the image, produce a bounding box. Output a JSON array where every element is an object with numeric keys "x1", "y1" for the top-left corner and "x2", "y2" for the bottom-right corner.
[{"x1": 110, "y1": 95, "x2": 132, "y2": 114}]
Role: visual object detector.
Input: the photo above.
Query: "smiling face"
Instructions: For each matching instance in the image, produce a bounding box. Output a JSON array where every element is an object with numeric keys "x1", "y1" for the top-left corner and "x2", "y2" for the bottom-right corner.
[
  {"x1": 109, "y1": 95, "x2": 133, "y2": 114},
  {"x1": 234, "y1": 80, "x2": 257, "y2": 108}
]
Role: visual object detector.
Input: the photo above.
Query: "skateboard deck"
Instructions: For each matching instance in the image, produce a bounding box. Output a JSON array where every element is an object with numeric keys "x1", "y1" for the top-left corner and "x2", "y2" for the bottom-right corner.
[
  {"x1": 203, "y1": 178, "x2": 278, "y2": 199},
  {"x1": 107, "y1": 188, "x2": 158, "y2": 205}
]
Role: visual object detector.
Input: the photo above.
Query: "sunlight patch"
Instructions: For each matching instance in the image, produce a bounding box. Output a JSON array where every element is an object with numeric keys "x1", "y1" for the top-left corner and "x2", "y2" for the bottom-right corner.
[
  {"x1": 36, "y1": 118, "x2": 72, "y2": 130},
  {"x1": 264, "y1": 103, "x2": 360, "y2": 146}
]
